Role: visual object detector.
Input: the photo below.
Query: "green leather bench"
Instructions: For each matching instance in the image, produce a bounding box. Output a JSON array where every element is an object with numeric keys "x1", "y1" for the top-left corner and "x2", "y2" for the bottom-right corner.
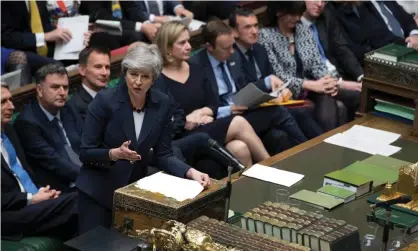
[{"x1": 1, "y1": 236, "x2": 72, "y2": 251}]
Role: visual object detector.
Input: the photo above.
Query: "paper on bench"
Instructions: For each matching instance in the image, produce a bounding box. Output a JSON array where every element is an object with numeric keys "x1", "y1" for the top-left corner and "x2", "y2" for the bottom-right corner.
[
  {"x1": 243, "y1": 164, "x2": 304, "y2": 187},
  {"x1": 168, "y1": 16, "x2": 206, "y2": 31},
  {"x1": 343, "y1": 125, "x2": 400, "y2": 145},
  {"x1": 324, "y1": 133, "x2": 401, "y2": 156},
  {"x1": 135, "y1": 172, "x2": 204, "y2": 202}
]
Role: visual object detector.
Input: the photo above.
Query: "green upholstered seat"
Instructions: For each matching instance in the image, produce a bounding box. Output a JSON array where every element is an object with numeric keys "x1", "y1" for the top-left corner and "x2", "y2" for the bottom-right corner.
[{"x1": 1, "y1": 236, "x2": 70, "y2": 251}]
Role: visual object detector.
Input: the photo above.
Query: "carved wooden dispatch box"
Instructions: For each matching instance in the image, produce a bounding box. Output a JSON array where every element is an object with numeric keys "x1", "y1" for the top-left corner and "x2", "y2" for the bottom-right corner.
[
  {"x1": 361, "y1": 50, "x2": 418, "y2": 136},
  {"x1": 112, "y1": 179, "x2": 227, "y2": 236}
]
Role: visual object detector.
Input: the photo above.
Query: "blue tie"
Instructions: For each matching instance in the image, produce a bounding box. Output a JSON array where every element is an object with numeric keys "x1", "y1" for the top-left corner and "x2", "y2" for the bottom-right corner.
[
  {"x1": 311, "y1": 23, "x2": 327, "y2": 63},
  {"x1": 1, "y1": 132, "x2": 38, "y2": 194},
  {"x1": 219, "y1": 62, "x2": 233, "y2": 94},
  {"x1": 377, "y1": 2, "x2": 404, "y2": 37}
]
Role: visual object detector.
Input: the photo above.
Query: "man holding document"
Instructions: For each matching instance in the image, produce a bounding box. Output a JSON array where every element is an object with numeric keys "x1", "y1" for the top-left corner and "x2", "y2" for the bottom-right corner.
[
  {"x1": 190, "y1": 20, "x2": 308, "y2": 154},
  {"x1": 229, "y1": 8, "x2": 324, "y2": 139}
]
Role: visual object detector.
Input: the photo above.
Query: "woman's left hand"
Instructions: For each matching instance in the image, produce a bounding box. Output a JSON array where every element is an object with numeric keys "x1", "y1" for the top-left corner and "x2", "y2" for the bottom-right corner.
[{"x1": 186, "y1": 168, "x2": 211, "y2": 187}]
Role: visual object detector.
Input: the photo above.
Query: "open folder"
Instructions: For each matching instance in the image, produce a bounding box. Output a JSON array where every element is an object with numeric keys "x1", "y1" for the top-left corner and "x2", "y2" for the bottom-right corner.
[{"x1": 232, "y1": 81, "x2": 290, "y2": 108}]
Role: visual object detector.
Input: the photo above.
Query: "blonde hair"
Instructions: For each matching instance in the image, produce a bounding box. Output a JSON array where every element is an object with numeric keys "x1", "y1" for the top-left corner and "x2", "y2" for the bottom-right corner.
[
  {"x1": 154, "y1": 21, "x2": 189, "y2": 66},
  {"x1": 121, "y1": 44, "x2": 163, "y2": 80}
]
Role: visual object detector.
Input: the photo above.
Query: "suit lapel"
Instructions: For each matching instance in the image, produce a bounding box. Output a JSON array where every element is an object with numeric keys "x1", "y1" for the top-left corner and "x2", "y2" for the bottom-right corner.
[
  {"x1": 137, "y1": 91, "x2": 160, "y2": 147},
  {"x1": 118, "y1": 83, "x2": 139, "y2": 151},
  {"x1": 234, "y1": 44, "x2": 257, "y2": 81},
  {"x1": 201, "y1": 50, "x2": 219, "y2": 97},
  {"x1": 253, "y1": 46, "x2": 266, "y2": 78},
  {"x1": 79, "y1": 87, "x2": 94, "y2": 105},
  {"x1": 316, "y1": 19, "x2": 329, "y2": 55},
  {"x1": 1, "y1": 156, "x2": 14, "y2": 177}
]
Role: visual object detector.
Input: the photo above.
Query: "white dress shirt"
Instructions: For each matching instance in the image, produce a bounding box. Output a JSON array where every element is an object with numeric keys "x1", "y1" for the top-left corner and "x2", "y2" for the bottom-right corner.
[
  {"x1": 82, "y1": 84, "x2": 98, "y2": 98},
  {"x1": 133, "y1": 111, "x2": 145, "y2": 140}
]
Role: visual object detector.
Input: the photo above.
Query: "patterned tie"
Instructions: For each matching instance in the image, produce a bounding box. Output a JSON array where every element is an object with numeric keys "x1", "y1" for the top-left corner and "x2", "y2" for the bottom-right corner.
[
  {"x1": 311, "y1": 23, "x2": 327, "y2": 63},
  {"x1": 111, "y1": 0, "x2": 123, "y2": 19},
  {"x1": 29, "y1": 1, "x2": 48, "y2": 56},
  {"x1": 51, "y1": 117, "x2": 82, "y2": 166},
  {"x1": 147, "y1": 0, "x2": 161, "y2": 15},
  {"x1": 1, "y1": 132, "x2": 38, "y2": 194},
  {"x1": 377, "y1": 2, "x2": 404, "y2": 37}
]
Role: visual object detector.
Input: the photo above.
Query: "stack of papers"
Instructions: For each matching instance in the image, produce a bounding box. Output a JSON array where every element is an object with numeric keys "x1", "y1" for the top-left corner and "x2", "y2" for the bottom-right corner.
[
  {"x1": 135, "y1": 172, "x2": 204, "y2": 202},
  {"x1": 324, "y1": 125, "x2": 401, "y2": 156},
  {"x1": 242, "y1": 164, "x2": 304, "y2": 187}
]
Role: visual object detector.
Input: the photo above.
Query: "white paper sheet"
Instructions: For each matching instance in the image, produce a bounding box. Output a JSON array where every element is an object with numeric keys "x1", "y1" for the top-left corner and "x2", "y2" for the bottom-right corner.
[
  {"x1": 135, "y1": 172, "x2": 204, "y2": 202},
  {"x1": 324, "y1": 132, "x2": 401, "y2": 156},
  {"x1": 242, "y1": 164, "x2": 304, "y2": 187},
  {"x1": 168, "y1": 16, "x2": 206, "y2": 31},
  {"x1": 54, "y1": 15, "x2": 89, "y2": 60},
  {"x1": 343, "y1": 125, "x2": 400, "y2": 145}
]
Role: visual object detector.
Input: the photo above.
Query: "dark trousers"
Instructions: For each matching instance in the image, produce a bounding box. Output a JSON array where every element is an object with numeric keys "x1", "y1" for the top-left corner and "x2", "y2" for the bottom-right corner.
[
  {"x1": 172, "y1": 132, "x2": 228, "y2": 179},
  {"x1": 309, "y1": 90, "x2": 360, "y2": 132},
  {"x1": 243, "y1": 106, "x2": 308, "y2": 155},
  {"x1": 78, "y1": 190, "x2": 112, "y2": 235},
  {"x1": 89, "y1": 31, "x2": 148, "y2": 51},
  {"x1": 2, "y1": 192, "x2": 78, "y2": 240},
  {"x1": 25, "y1": 51, "x2": 56, "y2": 75},
  {"x1": 288, "y1": 106, "x2": 324, "y2": 139}
]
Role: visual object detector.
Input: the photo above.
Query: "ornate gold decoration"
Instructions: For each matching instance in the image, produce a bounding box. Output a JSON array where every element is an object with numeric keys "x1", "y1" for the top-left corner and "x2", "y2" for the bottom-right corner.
[
  {"x1": 136, "y1": 220, "x2": 241, "y2": 251},
  {"x1": 377, "y1": 162, "x2": 418, "y2": 212}
]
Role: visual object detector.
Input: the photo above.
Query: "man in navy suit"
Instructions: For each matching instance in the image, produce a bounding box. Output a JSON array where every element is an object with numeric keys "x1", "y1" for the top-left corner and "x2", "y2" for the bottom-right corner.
[
  {"x1": 14, "y1": 63, "x2": 84, "y2": 192},
  {"x1": 229, "y1": 8, "x2": 324, "y2": 140},
  {"x1": 1, "y1": 84, "x2": 77, "y2": 240},
  {"x1": 190, "y1": 20, "x2": 308, "y2": 154},
  {"x1": 135, "y1": 0, "x2": 194, "y2": 24},
  {"x1": 366, "y1": 1, "x2": 418, "y2": 50}
]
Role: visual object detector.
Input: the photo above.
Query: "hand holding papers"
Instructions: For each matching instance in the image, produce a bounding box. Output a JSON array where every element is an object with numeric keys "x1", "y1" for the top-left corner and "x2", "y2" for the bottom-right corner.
[
  {"x1": 54, "y1": 16, "x2": 89, "y2": 60},
  {"x1": 135, "y1": 172, "x2": 204, "y2": 202},
  {"x1": 232, "y1": 81, "x2": 290, "y2": 108},
  {"x1": 324, "y1": 125, "x2": 401, "y2": 156},
  {"x1": 243, "y1": 164, "x2": 304, "y2": 187}
]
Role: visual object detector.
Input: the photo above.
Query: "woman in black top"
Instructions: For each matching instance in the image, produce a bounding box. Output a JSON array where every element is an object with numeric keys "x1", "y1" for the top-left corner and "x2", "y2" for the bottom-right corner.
[{"x1": 154, "y1": 21, "x2": 271, "y2": 168}]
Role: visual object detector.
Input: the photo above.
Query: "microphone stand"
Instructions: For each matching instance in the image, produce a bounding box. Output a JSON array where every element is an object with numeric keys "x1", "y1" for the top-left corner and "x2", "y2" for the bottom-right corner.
[
  {"x1": 224, "y1": 165, "x2": 233, "y2": 223},
  {"x1": 382, "y1": 206, "x2": 392, "y2": 251}
]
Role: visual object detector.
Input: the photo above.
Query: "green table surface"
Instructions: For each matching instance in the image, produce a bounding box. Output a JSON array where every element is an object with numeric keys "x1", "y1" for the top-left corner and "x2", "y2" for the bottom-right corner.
[{"x1": 230, "y1": 139, "x2": 418, "y2": 249}]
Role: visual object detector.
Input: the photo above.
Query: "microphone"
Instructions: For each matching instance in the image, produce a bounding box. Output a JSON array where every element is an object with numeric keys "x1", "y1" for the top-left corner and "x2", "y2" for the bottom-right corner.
[
  {"x1": 371, "y1": 195, "x2": 412, "y2": 209},
  {"x1": 207, "y1": 139, "x2": 246, "y2": 171}
]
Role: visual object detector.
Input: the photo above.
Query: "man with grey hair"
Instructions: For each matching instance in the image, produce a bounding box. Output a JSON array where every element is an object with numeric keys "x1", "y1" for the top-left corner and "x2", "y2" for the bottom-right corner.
[
  {"x1": 76, "y1": 44, "x2": 210, "y2": 233},
  {"x1": 14, "y1": 63, "x2": 84, "y2": 192}
]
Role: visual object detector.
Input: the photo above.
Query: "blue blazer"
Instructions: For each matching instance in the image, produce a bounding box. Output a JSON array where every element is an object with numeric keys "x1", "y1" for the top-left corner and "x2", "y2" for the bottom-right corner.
[
  {"x1": 13, "y1": 100, "x2": 83, "y2": 191},
  {"x1": 234, "y1": 43, "x2": 274, "y2": 83},
  {"x1": 189, "y1": 49, "x2": 267, "y2": 117},
  {"x1": 135, "y1": 0, "x2": 181, "y2": 20},
  {"x1": 75, "y1": 80, "x2": 190, "y2": 209}
]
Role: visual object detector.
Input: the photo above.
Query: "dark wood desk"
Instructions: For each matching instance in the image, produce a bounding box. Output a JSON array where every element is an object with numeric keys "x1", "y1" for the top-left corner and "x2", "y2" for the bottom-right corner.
[{"x1": 230, "y1": 115, "x2": 418, "y2": 249}]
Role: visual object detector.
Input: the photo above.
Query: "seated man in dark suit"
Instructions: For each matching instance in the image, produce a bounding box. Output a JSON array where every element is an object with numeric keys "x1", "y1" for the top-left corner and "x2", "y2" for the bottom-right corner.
[
  {"x1": 190, "y1": 20, "x2": 308, "y2": 154},
  {"x1": 1, "y1": 84, "x2": 77, "y2": 240},
  {"x1": 366, "y1": 1, "x2": 418, "y2": 50},
  {"x1": 14, "y1": 63, "x2": 84, "y2": 192},
  {"x1": 68, "y1": 47, "x2": 111, "y2": 122},
  {"x1": 79, "y1": 1, "x2": 158, "y2": 42},
  {"x1": 301, "y1": 1, "x2": 362, "y2": 122},
  {"x1": 332, "y1": 1, "x2": 409, "y2": 65},
  {"x1": 229, "y1": 8, "x2": 324, "y2": 139},
  {"x1": 135, "y1": 0, "x2": 194, "y2": 24}
]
